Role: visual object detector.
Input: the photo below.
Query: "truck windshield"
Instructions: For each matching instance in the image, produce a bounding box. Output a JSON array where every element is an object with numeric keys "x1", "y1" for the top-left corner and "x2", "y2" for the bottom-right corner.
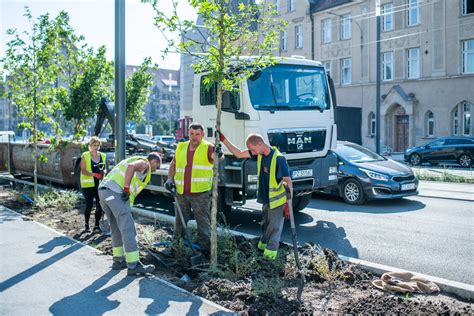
[{"x1": 247, "y1": 64, "x2": 329, "y2": 111}]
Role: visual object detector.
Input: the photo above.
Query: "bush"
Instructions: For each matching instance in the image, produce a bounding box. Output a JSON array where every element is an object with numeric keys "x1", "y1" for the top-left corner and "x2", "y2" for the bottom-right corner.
[{"x1": 34, "y1": 190, "x2": 78, "y2": 212}]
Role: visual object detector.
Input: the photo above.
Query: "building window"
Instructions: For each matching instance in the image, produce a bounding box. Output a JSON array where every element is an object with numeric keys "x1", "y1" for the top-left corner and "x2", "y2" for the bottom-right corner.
[
  {"x1": 369, "y1": 112, "x2": 376, "y2": 136},
  {"x1": 295, "y1": 24, "x2": 303, "y2": 49},
  {"x1": 463, "y1": 103, "x2": 471, "y2": 135},
  {"x1": 288, "y1": 0, "x2": 295, "y2": 12},
  {"x1": 324, "y1": 61, "x2": 331, "y2": 77},
  {"x1": 281, "y1": 30, "x2": 287, "y2": 51},
  {"x1": 382, "y1": 3, "x2": 393, "y2": 31},
  {"x1": 341, "y1": 14, "x2": 351, "y2": 40},
  {"x1": 382, "y1": 51, "x2": 393, "y2": 81},
  {"x1": 462, "y1": 39, "x2": 474, "y2": 73},
  {"x1": 407, "y1": 0, "x2": 420, "y2": 26},
  {"x1": 322, "y1": 19, "x2": 332, "y2": 44},
  {"x1": 425, "y1": 111, "x2": 434, "y2": 137},
  {"x1": 341, "y1": 58, "x2": 352, "y2": 85},
  {"x1": 452, "y1": 102, "x2": 472, "y2": 136},
  {"x1": 407, "y1": 48, "x2": 420, "y2": 79},
  {"x1": 452, "y1": 108, "x2": 459, "y2": 135},
  {"x1": 462, "y1": 0, "x2": 474, "y2": 15}
]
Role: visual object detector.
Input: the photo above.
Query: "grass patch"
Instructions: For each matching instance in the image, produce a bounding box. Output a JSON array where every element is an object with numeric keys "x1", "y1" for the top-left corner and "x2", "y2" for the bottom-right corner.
[
  {"x1": 34, "y1": 190, "x2": 78, "y2": 212},
  {"x1": 414, "y1": 167, "x2": 474, "y2": 183}
]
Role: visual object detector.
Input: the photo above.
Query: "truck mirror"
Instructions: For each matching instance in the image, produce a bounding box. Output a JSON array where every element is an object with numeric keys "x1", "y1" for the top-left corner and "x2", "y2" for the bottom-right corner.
[{"x1": 234, "y1": 112, "x2": 250, "y2": 120}]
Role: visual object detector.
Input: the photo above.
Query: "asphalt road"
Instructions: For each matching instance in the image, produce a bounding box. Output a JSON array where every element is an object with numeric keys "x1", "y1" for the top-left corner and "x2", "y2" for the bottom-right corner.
[{"x1": 135, "y1": 182, "x2": 473, "y2": 285}]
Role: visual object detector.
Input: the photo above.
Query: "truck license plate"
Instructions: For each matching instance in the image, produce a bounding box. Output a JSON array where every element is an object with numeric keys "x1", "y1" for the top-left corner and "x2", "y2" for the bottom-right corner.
[
  {"x1": 401, "y1": 183, "x2": 416, "y2": 191},
  {"x1": 292, "y1": 169, "x2": 313, "y2": 179}
]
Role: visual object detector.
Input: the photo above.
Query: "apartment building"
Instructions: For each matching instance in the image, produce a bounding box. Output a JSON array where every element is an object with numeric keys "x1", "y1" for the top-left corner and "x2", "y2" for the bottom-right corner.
[{"x1": 272, "y1": 0, "x2": 474, "y2": 151}]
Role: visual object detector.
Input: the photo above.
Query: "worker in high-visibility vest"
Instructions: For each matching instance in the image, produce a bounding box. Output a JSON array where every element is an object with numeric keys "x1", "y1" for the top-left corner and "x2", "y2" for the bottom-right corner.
[
  {"x1": 218, "y1": 131, "x2": 293, "y2": 261},
  {"x1": 98, "y1": 152, "x2": 161, "y2": 276},
  {"x1": 165, "y1": 122, "x2": 223, "y2": 256},
  {"x1": 80, "y1": 136, "x2": 106, "y2": 233}
]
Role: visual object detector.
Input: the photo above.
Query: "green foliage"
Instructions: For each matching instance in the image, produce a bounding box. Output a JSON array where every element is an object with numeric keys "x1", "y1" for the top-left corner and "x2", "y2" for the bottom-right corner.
[
  {"x1": 414, "y1": 167, "x2": 474, "y2": 183},
  {"x1": 60, "y1": 46, "x2": 114, "y2": 139},
  {"x1": 251, "y1": 276, "x2": 285, "y2": 298},
  {"x1": 145, "y1": 0, "x2": 287, "y2": 269},
  {"x1": 126, "y1": 58, "x2": 154, "y2": 124},
  {"x1": 34, "y1": 190, "x2": 78, "y2": 212}
]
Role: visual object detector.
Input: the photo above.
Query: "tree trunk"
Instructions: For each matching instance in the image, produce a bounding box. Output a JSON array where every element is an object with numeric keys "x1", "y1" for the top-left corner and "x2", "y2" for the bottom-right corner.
[{"x1": 210, "y1": 83, "x2": 223, "y2": 269}]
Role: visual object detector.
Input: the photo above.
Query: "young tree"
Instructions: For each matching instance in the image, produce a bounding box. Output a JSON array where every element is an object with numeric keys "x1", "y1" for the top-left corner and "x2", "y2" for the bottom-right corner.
[
  {"x1": 2, "y1": 7, "x2": 69, "y2": 196},
  {"x1": 146, "y1": 0, "x2": 286, "y2": 267},
  {"x1": 125, "y1": 57, "x2": 154, "y2": 124},
  {"x1": 60, "y1": 46, "x2": 114, "y2": 139}
]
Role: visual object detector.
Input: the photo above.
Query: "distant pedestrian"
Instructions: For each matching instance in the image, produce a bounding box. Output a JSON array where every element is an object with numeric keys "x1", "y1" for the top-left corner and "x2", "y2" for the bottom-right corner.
[
  {"x1": 98, "y1": 152, "x2": 161, "y2": 276},
  {"x1": 218, "y1": 131, "x2": 292, "y2": 260},
  {"x1": 165, "y1": 122, "x2": 223, "y2": 256},
  {"x1": 80, "y1": 136, "x2": 106, "y2": 233}
]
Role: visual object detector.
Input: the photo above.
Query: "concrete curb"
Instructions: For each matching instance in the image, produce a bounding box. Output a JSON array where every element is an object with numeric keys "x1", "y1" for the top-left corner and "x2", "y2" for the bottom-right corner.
[{"x1": 132, "y1": 207, "x2": 474, "y2": 302}]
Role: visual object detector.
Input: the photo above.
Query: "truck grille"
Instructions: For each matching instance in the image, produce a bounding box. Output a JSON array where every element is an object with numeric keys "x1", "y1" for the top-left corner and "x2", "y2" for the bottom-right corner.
[{"x1": 268, "y1": 130, "x2": 326, "y2": 154}]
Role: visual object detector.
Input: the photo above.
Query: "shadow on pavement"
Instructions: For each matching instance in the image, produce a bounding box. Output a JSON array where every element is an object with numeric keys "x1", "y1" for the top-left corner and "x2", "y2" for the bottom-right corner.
[
  {"x1": 49, "y1": 269, "x2": 131, "y2": 315},
  {"x1": 310, "y1": 193, "x2": 426, "y2": 214},
  {"x1": 0, "y1": 237, "x2": 83, "y2": 292}
]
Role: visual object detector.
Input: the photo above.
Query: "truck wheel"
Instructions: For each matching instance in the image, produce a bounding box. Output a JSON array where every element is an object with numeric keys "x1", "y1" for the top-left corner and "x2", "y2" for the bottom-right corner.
[
  {"x1": 217, "y1": 187, "x2": 232, "y2": 223},
  {"x1": 291, "y1": 194, "x2": 312, "y2": 212},
  {"x1": 341, "y1": 178, "x2": 365, "y2": 205}
]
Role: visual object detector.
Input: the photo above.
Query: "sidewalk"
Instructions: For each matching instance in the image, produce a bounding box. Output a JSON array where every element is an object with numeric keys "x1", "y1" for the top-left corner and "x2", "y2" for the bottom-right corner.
[{"x1": 0, "y1": 206, "x2": 233, "y2": 315}]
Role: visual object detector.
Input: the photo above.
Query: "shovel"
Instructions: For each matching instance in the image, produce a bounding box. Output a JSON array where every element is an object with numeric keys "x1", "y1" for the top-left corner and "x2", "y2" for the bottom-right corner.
[
  {"x1": 167, "y1": 186, "x2": 203, "y2": 266},
  {"x1": 285, "y1": 186, "x2": 305, "y2": 303}
]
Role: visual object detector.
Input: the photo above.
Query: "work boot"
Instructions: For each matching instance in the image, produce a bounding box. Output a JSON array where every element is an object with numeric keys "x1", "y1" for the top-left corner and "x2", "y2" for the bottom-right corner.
[
  {"x1": 111, "y1": 260, "x2": 127, "y2": 270},
  {"x1": 93, "y1": 225, "x2": 102, "y2": 234},
  {"x1": 127, "y1": 262, "x2": 155, "y2": 276},
  {"x1": 84, "y1": 224, "x2": 90, "y2": 232}
]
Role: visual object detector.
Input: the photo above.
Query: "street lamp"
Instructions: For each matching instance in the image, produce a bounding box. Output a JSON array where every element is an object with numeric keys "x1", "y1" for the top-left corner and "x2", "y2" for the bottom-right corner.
[{"x1": 375, "y1": 0, "x2": 381, "y2": 154}]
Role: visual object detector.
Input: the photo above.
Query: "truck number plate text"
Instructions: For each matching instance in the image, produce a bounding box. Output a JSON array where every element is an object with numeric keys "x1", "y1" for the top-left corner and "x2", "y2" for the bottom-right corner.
[{"x1": 292, "y1": 169, "x2": 313, "y2": 179}]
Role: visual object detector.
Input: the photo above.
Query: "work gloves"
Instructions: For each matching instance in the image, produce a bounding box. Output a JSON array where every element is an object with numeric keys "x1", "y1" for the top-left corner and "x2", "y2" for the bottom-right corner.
[
  {"x1": 92, "y1": 172, "x2": 102, "y2": 180},
  {"x1": 122, "y1": 187, "x2": 130, "y2": 202},
  {"x1": 283, "y1": 202, "x2": 290, "y2": 220},
  {"x1": 215, "y1": 130, "x2": 226, "y2": 142},
  {"x1": 214, "y1": 144, "x2": 224, "y2": 158},
  {"x1": 164, "y1": 179, "x2": 175, "y2": 192}
]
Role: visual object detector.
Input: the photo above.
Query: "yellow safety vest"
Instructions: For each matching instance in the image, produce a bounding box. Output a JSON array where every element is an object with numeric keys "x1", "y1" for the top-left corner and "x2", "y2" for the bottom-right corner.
[
  {"x1": 257, "y1": 147, "x2": 287, "y2": 209},
  {"x1": 175, "y1": 140, "x2": 213, "y2": 194},
  {"x1": 101, "y1": 157, "x2": 151, "y2": 205},
  {"x1": 80, "y1": 151, "x2": 106, "y2": 188}
]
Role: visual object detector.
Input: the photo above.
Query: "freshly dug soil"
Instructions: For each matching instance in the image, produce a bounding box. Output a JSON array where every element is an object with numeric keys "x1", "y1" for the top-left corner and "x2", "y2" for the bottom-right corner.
[{"x1": 1, "y1": 187, "x2": 471, "y2": 315}]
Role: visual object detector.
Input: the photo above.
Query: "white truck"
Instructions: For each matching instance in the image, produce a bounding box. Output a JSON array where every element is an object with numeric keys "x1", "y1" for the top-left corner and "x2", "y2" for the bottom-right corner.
[{"x1": 148, "y1": 57, "x2": 339, "y2": 218}]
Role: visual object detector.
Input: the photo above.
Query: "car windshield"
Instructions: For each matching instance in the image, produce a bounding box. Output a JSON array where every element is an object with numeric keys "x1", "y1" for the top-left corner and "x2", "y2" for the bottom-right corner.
[
  {"x1": 247, "y1": 64, "x2": 329, "y2": 112},
  {"x1": 335, "y1": 143, "x2": 385, "y2": 163}
]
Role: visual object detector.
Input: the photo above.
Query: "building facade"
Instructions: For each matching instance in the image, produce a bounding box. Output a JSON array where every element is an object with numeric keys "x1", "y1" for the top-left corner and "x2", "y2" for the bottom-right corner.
[
  {"x1": 271, "y1": 0, "x2": 474, "y2": 151},
  {"x1": 126, "y1": 66, "x2": 180, "y2": 130}
]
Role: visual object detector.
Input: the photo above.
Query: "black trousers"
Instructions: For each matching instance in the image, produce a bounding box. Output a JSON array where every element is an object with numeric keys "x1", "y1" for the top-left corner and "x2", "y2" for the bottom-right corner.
[{"x1": 82, "y1": 186, "x2": 103, "y2": 227}]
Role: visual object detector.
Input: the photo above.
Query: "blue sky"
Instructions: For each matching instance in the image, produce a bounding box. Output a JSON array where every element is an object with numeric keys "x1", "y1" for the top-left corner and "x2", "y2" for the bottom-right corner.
[{"x1": 0, "y1": 0, "x2": 196, "y2": 69}]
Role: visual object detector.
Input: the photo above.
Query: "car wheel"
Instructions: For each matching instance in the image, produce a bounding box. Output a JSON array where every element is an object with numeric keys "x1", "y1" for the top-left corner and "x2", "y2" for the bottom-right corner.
[
  {"x1": 409, "y1": 153, "x2": 421, "y2": 166},
  {"x1": 458, "y1": 154, "x2": 472, "y2": 168},
  {"x1": 341, "y1": 178, "x2": 365, "y2": 205}
]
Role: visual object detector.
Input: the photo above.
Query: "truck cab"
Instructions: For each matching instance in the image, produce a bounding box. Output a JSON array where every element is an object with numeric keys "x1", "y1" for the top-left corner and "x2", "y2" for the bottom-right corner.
[{"x1": 191, "y1": 57, "x2": 338, "y2": 216}]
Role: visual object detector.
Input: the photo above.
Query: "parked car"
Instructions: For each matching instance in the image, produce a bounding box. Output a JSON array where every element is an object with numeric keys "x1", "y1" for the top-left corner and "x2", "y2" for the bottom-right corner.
[
  {"x1": 404, "y1": 137, "x2": 474, "y2": 168},
  {"x1": 326, "y1": 141, "x2": 418, "y2": 205},
  {"x1": 152, "y1": 135, "x2": 176, "y2": 145}
]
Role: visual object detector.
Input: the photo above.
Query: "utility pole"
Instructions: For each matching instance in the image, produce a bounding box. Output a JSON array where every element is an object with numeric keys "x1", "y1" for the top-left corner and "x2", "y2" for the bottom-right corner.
[
  {"x1": 375, "y1": 0, "x2": 381, "y2": 154},
  {"x1": 115, "y1": 0, "x2": 126, "y2": 162}
]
